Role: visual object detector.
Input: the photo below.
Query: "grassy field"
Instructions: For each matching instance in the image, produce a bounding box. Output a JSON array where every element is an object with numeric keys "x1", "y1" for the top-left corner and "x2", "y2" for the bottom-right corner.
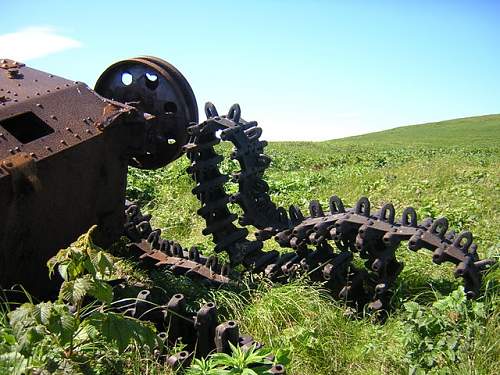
[
  {"x1": 128, "y1": 114, "x2": 500, "y2": 374},
  {"x1": 2, "y1": 114, "x2": 499, "y2": 374}
]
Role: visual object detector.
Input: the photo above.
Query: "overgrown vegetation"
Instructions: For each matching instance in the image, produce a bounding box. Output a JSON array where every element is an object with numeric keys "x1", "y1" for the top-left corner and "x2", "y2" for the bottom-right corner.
[{"x1": 1, "y1": 114, "x2": 499, "y2": 374}]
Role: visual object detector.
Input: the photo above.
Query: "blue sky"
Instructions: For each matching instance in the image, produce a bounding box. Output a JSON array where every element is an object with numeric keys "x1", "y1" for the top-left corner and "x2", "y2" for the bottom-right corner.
[{"x1": 1, "y1": 0, "x2": 498, "y2": 140}]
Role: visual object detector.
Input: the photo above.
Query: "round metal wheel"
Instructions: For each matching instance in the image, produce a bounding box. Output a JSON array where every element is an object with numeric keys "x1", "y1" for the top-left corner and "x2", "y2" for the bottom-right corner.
[{"x1": 94, "y1": 56, "x2": 198, "y2": 169}]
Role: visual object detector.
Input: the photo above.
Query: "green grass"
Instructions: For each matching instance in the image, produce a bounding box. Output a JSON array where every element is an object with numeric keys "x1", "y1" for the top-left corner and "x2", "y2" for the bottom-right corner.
[
  {"x1": 131, "y1": 114, "x2": 499, "y2": 374},
  {"x1": 2, "y1": 114, "x2": 499, "y2": 374}
]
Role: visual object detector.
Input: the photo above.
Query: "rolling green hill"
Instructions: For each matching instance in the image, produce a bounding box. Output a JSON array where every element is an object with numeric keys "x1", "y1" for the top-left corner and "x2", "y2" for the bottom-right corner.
[{"x1": 332, "y1": 114, "x2": 500, "y2": 146}]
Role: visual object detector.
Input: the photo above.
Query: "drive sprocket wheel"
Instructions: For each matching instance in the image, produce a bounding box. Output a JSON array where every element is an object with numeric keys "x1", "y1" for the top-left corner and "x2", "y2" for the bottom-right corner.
[{"x1": 95, "y1": 56, "x2": 198, "y2": 169}]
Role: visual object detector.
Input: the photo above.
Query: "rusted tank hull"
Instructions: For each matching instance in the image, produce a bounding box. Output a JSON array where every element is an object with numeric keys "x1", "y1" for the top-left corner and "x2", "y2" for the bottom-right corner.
[
  {"x1": 0, "y1": 61, "x2": 134, "y2": 297},
  {"x1": 0, "y1": 134, "x2": 128, "y2": 297}
]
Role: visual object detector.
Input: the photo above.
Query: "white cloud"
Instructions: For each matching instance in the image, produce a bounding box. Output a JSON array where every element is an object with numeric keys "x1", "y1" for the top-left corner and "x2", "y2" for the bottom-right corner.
[{"x1": 0, "y1": 26, "x2": 81, "y2": 61}]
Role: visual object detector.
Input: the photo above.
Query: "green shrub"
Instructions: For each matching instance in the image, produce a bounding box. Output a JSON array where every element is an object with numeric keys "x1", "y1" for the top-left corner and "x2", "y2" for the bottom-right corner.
[{"x1": 402, "y1": 287, "x2": 492, "y2": 374}]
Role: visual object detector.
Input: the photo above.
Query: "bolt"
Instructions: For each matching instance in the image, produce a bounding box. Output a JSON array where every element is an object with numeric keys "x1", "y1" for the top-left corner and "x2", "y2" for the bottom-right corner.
[
  {"x1": 36, "y1": 103, "x2": 43, "y2": 108},
  {"x1": 50, "y1": 115, "x2": 57, "y2": 120}
]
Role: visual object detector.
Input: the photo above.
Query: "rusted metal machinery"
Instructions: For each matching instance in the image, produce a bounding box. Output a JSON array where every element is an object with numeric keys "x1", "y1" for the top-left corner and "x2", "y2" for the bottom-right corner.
[
  {"x1": 0, "y1": 56, "x2": 495, "y2": 365},
  {"x1": 0, "y1": 57, "x2": 197, "y2": 297},
  {"x1": 0, "y1": 57, "x2": 286, "y2": 370}
]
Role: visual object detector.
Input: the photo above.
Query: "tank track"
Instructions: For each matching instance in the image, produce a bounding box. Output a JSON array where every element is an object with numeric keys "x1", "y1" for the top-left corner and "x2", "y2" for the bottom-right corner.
[
  {"x1": 124, "y1": 200, "x2": 232, "y2": 285},
  {"x1": 109, "y1": 285, "x2": 283, "y2": 373},
  {"x1": 119, "y1": 102, "x2": 494, "y2": 369},
  {"x1": 123, "y1": 202, "x2": 286, "y2": 372},
  {"x1": 179, "y1": 103, "x2": 495, "y2": 311}
]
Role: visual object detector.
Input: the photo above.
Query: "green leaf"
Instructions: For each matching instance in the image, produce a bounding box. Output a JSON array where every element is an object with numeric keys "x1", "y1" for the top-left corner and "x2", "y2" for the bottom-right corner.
[
  {"x1": 274, "y1": 348, "x2": 291, "y2": 366},
  {"x1": 57, "y1": 263, "x2": 69, "y2": 281},
  {"x1": 1, "y1": 332, "x2": 16, "y2": 346},
  {"x1": 93, "y1": 251, "x2": 114, "y2": 278},
  {"x1": 0, "y1": 352, "x2": 29, "y2": 375},
  {"x1": 59, "y1": 277, "x2": 93, "y2": 305},
  {"x1": 8, "y1": 303, "x2": 37, "y2": 335},
  {"x1": 210, "y1": 352, "x2": 233, "y2": 367},
  {"x1": 87, "y1": 312, "x2": 156, "y2": 353},
  {"x1": 35, "y1": 302, "x2": 52, "y2": 326},
  {"x1": 8, "y1": 304, "x2": 47, "y2": 354},
  {"x1": 46, "y1": 304, "x2": 78, "y2": 346},
  {"x1": 404, "y1": 301, "x2": 421, "y2": 315},
  {"x1": 472, "y1": 302, "x2": 486, "y2": 319},
  {"x1": 88, "y1": 279, "x2": 113, "y2": 304}
]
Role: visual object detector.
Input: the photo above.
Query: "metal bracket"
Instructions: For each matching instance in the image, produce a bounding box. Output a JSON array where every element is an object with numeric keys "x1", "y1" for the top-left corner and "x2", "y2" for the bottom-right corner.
[{"x1": 2, "y1": 152, "x2": 40, "y2": 195}]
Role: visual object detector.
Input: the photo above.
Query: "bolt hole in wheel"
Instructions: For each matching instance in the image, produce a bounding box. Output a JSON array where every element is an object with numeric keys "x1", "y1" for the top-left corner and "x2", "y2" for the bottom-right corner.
[
  {"x1": 121, "y1": 72, "x2": 133, "y2": 86},
  {"x1": 164, "y1": 101, "x2": 177, "y2": 113},
  {"x1": 145, "y1": 72, "x2": 159, "y2": 90}
]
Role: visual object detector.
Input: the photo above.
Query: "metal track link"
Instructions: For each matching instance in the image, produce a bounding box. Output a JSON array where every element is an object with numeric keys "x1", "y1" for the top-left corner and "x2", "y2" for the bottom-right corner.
[
  {"x1": 124, "y1": 201, "x2": 232, "y2": 285},
  {"x1": 110, "y1": 286, "x2": 284, "y2": 373}
]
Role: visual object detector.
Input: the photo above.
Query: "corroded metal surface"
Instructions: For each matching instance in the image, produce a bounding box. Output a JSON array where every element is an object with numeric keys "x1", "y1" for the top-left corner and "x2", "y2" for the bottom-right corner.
[
  {"x1": 0, "y1": 58, "x2": 191, "y2": 296},
  {"x1": 0, "y1": 62, "x2": 133, "y2": 295}
]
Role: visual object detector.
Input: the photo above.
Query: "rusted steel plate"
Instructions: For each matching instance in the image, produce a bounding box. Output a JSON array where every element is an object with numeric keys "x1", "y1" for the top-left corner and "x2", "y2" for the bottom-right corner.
[{"x1": 0, "y1": 61, "x2": 138, "y2": 297}]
